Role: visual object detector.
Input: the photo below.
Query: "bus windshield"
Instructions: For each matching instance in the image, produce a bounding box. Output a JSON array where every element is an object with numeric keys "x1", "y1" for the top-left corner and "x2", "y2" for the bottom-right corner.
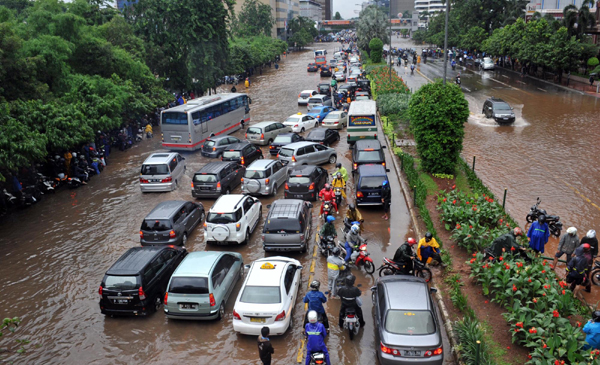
[{"x1": 162, "y1": 112, "x2": 188, "y2": 125}]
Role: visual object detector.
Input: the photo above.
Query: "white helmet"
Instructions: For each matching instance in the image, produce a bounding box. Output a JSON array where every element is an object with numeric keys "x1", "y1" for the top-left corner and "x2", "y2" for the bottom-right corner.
[
  {"x1": 72, "y1": 152, "x2": 77, "y2": 159},
  {"x1": 351, "y1": 224, "x2": 359, "y2": 234},
  {"x1": 308, "y1": 310, "x2": 318, "y2": 324},
  {"x1": 588, "y1": 230, "x2": 597, "y2": 238},
  {"x1": 567, "y1": 227, "x2": 577, "y2": 235}
]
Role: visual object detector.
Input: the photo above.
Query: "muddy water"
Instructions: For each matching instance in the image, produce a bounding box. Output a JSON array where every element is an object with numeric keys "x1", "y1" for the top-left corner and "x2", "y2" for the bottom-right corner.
[{"x1": 0, "y1": 44, "x2": 400, "y2": 364}]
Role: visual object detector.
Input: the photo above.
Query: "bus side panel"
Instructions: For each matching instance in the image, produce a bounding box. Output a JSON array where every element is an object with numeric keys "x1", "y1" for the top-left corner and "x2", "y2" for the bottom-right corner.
[{"x1": 347, "y1": 114, "x2": 377, "y2": 143}]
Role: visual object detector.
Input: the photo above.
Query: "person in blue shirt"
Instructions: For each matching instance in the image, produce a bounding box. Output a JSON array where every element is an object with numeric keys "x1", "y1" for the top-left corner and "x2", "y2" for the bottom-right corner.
[
  {"x1": 305, "y1": 311, "x2": 331, "y2": 365},
  {"x1": 527, "y1": 215, "x2": 551, "y2": 254},
  {"x1": 583, "y1": 311, "x2": 600, "y2": 350},
  {"x1": 303, "y1": 281, "x2": 329, "y2": 330}
]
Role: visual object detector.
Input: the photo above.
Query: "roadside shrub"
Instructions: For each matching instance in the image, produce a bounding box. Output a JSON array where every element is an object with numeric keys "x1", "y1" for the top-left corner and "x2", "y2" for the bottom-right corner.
[
  {"x1": 368, "y1": 67, "x2": 410, "y2": 97},
  {"x1": 408, "y1": 81, "x2": 469, "y2": 174},
  {"x1": 588, "y1": 57, "x2": 599, "y2": 68},
  {"x1": 368, "y1": 38, "x2": 383, "y2": 63},
  {"x1": 377, "y1": 93, "x2": 410, "y2": 116},
  {"x1": 454, "y1": 316, "x2": 494, "y2": 365}
]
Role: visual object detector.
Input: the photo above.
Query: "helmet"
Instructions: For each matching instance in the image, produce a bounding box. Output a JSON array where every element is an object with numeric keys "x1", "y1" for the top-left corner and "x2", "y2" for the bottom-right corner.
[
  {"x1": 79, "y1": 155, "x2": 85, "y2": 160},
  {"x1": 326, "y1": 215, "x2": 336, "y2": 224},
  {"x1": 332, "y1": 247, "x2": 341, "y2": 256},
  {"x1": 588, "y1": 230, "x2": 596, "y2": 238},
  {"x1": 538, "y1": 215, "x2": 546, "y2": 223},
  {"x1": 325, "y1": 183, "x2": 331, "y2": 190},
  {"x1": 567, "y1": 227, "x2": 577, "y2": 235},
  {"x1": 407, "y1": 237, "x2": 417, "y2": 246},
  {"x1": 336, "y1": 172, "x2": 342, "y2": 178},
  {"x1": 513, "y1": 227, "x2": 522, "y2": 236},
  {"x1": 71, "y1": 152, "x2": 77, "y2": 159},
  {"x1": 425, "y1": 232, "x2": 433, "y2": 241},
  {"x1": 310, "y1": 280, "x2": 320, "y2": 291},
  {"x1": 351, "y1": 224, "x2": 359, "y2": 234},
  {"x1": 583, "y1": 243, "x2": 591, "y2": 250},
  {"x1": 593, "y1": 311, "x2": 600, "y2": 322},
  {"x1": 345, "y1": 274, "x2": 356, "y2": 287},
  {"x1": 54, "y1": 155, "x2": 61, "y2": 161},
  {"x1": 308, "y1": 310, "x2": 318, "y2": 323},
  {"x1": 348, "y1": 203, "x2": 355, "y2": 211},
  {"x1": 382, "y1": 180, "x2": 388, "y2": 187},
  {"x1": 336, "y1": 163, "x2": 342, "y2": 168}
]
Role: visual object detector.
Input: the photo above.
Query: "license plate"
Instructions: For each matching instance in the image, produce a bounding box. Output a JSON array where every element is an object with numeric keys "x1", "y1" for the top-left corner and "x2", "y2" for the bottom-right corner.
[
  {"x1": 200, "y1": 187, "x2": 211, "y2": 190},
  {"x1": 368, "y1": 192, "x2": 378, "y2": 196},
  {"x1": 250, "y1": 317, "x2": 265, "y2": 323},
  {"x1": 404, "y1": 350, "x2": 421, "y2": 357},
  {"x1": 113, "y1": 299, "x2": 129, "y2": 304},
  {"x1": 172, "y1": 136, "x2": 181, "y2": 141},
  {"x1": 179, "y1": 303, "x2": 198, "y2": 310},
  {"x1": 503, "y1": 117, "x2": 509, "y2": 120},
  {"x1": 294, "y1": 194, "x2": 304, "y2": 198},
  {"x1": 152, "y1": 179, "x2": 161, "y2": 183}
]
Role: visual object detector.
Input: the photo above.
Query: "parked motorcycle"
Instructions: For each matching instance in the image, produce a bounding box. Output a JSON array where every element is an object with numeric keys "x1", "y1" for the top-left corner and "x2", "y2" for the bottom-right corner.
[
  {"x1": 525, "y1": 197, "x2": 563, "y2": 237},
  {"x1": 318, "y1": 235, "x2": 336, "y2": 257},
  {"x1": 377, "y1": 257, "x2": 432, "y2": 283},
  {"x1": 590, "y1": 260, "x2": 600, "y2": 286},
  {"x1": 67, "y1": 177, "x2": 84, "y2": 189}
]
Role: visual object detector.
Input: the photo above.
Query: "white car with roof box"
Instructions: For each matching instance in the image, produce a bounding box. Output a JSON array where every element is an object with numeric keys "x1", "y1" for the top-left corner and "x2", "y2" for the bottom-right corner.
[
  {"x1": 204, "y1": 194, "x2": 262, "y2": 245},
  {"x1": 283, "y1": 113, "x2": 319, "y2": 133},
  {"x1": 232, "y1": 256, "x2": 302, "y2": 335}
]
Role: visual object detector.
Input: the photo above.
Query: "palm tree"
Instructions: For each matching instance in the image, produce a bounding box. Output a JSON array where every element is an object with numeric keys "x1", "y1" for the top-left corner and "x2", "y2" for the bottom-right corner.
[
  {"x1": 562, "y1": 0, "x2": 596, "y2": 39},
  {"x1": 502, "y1": 0, "x2": 528, "y2": 26}
]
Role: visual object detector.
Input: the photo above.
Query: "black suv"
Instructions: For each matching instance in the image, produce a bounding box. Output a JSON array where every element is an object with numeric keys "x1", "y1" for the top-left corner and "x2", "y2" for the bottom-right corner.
[
  {"x1": 320, "y1": 66, "x2": 333, "y2": 77},
  {"x1": 307, "y1": 63, "x2": 319, "y2": 72},
  {"x1": 269, "y1": 133, "x2": 304, "y2": 156},
  {"x1": 482, "y1": 97, "x2": 515, "y2": 125},
  {"x1": 221, "y1": 142, "x2": 263, "y2": 167},
  {"x1": 305, "y1": 128, "x2": 340, "y2": 146},
  {"x1": 262, "y1": 199, "x2": 313, "y2": 252},
  {"x1": 99, "y1": 246, "x2": 187, "y2": 316},
  {"x1": 352, "y1": 139, "x2": 386, "y2": 172},
  {"x1": 192, "y1": 161, "x2": 245, "y2": 198},
  {"x1": 284, "y1": 165, "x2": 328, "y2": 201},
  {"x1": 317, "y1": 83, "x2": 332, "y2": 95},
  {"x1": 201, "y1": 136, "x2": 242, "y2": 158},
  {"x1": 140, "y1": 200, "x2": 204, "y2": 246}
]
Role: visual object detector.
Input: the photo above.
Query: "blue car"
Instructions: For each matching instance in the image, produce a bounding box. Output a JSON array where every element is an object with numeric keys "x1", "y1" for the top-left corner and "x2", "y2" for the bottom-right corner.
[{"x1": 307, "y1": 106, "x2": 335, "y2": 123}]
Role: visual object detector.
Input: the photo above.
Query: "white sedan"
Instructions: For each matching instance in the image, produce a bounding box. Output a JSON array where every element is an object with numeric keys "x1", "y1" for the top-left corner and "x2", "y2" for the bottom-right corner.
[
  {"x1": 322, "y1": 110, "x2": 348, "y2": 130},
  {"x1": 283, "y1": 114, "x2": 319, "y2": 133},
  {"x1": 232, "y1": 257, "x2": 302, "y2": 336},
  {"x1": 298, "y1": 90, "x2": 318, "y2": 105}
]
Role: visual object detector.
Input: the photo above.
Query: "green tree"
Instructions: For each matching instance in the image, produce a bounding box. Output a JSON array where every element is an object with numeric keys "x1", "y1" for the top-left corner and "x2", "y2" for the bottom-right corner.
[
  {"x1": 562, "y1": 0, "x2": 596, "y2": 40},
  {"x1": 369, "y1": 37, "x2": 383, "y2": 63},
  {"x1": 357, "y1": 5, "x2": 389, "y2": 52},
  {"x1": 402, "y1": 11, "x2": 412, "y2": 18},
  {"x1": 234, "y1": 0, "x2": 274, "y2": 37},
  {"x1": 334, "y1": 11, "x2": 342, "y2": 20},
  {"x1": 459, "y1": 26, "x2": 487, "y2": 51},
  {"x1": 287, "y1": 16, "x2": 317, "y2": 47},
  {"x1": 408, "y1": 81, "x2": 469, "y2": 174}
]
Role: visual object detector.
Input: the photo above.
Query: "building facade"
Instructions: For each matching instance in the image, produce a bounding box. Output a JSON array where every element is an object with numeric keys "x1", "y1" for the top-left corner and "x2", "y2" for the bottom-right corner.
[
  {"x1": 315, "y1": 0, "x2": 333, "y2": 20},
  {"x1": 233, "y1": 0, "x2": 299, "y2": 39},
  {"x1": 391, "y1": 0, "x2": 416, "y2": 18},
  {"x1": 300, "y1": 0, "x2": 323, "y2": 23},
  {"x1": 414, "y1": 0, "x2": 445, "y2": 15}
]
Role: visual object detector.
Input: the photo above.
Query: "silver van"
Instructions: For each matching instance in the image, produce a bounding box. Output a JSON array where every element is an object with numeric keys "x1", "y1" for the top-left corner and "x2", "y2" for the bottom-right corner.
[
  {"x1": 262, "y1": 199, "x2": 312, "y2": 252},
  {"x1": 307, "y1": 95, "x2": 332, "y2": 111},
  {"x1": 277, "y1": 142, "x2": 337, "y2": 168},
  {"x1": 242, "y1": 159, "x2": 288, "y2": 196},
  {"x1": 245, "y1": 121, "x2": 292, "y2": 145},
  {"x1": 140, "y1": 152, "x2": 186, "y2": 192}
]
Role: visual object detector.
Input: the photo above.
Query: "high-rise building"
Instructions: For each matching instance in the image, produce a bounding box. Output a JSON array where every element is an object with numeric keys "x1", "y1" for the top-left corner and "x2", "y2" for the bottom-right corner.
[
  {"x1": 233, "y1": 0, "x2": 299, "y2": 39},
  {"x1": 414, "y1": 0, "x2": 445, "y2": 16},
  {"x1": 391, "y1": 0, "x2": 416, "y2": 18},
  {"x1": 315, "y1": 0, "x2": 332, "y2": 20},
  {"x1": 300, "y1": 0, "x2": 323, "y2": 23}
]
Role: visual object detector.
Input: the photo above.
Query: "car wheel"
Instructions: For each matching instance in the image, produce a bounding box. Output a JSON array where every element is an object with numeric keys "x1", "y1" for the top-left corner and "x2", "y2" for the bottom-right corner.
[
  {"x1": 314, "y1": 122, "x2": 318, "y2": 128},
  {"x1": 181, "y1": 233, "x2": 188, "y2": 246},
  {"x1": 301, "y1": 127, "x2": 305, "y2": 133},
  {"x1": 217, "y1": 301, "x2": 226, "y2": 320},
  {"x1": 328, "y1": 155, "x2": 337, "y2": 164},
  {"x1": 242, "y1": 229, "x2": 250, "y2": 245},
  {"x1": 153, "y1": 296, "x2": 162, "y2": 312},
  {"x1": 272, "y1": 184, "x2": 277, "y2": 196}
]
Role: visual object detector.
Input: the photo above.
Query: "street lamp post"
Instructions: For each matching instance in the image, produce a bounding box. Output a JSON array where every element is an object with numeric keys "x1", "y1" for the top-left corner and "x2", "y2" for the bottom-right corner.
[
  {"x1": 442, "y1": 0, "x2": 450, "y2": 85},
  {"x1": 389, "y1": 0, "x2": 392, "y2": 82}
]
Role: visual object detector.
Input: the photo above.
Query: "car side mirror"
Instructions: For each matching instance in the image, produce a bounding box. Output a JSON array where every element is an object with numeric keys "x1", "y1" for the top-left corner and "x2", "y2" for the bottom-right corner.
[
  {"x1": 430, "y1": 288, "x2": 438, "y2": 293},
  {"x1": 511, "y1": 107, "x2": 514, "y2": 110},
  {"x1": 266, "y1": 204, "x2": 272, "y2": 209},
  {"x1": 296, "y1": 265, "x2": 303, "y2": 270},
  {"x1": 370, "y1": 286, "x2": 376, "y2": 292},
  {"x1": 244, "y1": 264, "x2": 251, "y2": 270},
  {"x1": 181, "y1": 157, "x2": 186, "y2": 160},
  {"x1": 382, "y1": 145, "x2": 387, "y2": 149},
  {"x1": 306, "y1": 202, "x2": 313, "y2": 209},
  {"x1": 385, "y1": 169, "x2": 390, "y2": 172},
  {"x1": 248, "y1": 98, "x2": 252, "y2": 104}
]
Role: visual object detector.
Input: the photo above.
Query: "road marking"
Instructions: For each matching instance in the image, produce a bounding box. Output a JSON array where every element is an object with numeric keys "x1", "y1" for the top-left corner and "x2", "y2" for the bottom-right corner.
[
  {"x1": 296, "y1": 338, "x2": 306, "y2": 363},
  {"x1": 310, "y1": 260, "x2": 315, "y2": 273},
  {"x1": 313, "y1": 244, "x2": 318, "y2": 257}
]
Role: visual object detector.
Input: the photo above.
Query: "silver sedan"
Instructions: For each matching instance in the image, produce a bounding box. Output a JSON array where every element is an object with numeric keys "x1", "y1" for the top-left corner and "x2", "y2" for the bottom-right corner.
[
  {"x1": 321, "y1": 110, "x2": 347, "y2": 130},
  {"x1": 333, "y1": 71, "x2": 346, "y2": 82}
]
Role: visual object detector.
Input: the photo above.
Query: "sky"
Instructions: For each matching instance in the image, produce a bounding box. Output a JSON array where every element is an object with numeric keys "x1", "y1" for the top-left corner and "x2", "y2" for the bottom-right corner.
[{"x1": 333, "y1": 0, "x2": 363, "y2": 20}]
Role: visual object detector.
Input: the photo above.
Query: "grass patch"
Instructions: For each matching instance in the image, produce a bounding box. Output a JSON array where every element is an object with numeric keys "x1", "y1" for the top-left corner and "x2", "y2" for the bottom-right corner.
[
  {"x1": 418, "y1": 171, "x2": 437, "y2": 195},
  {"x1": 480, "y1": 321, "x2": 512, "y2": 365},
  {"x1": 454, "y1": 166, "x2": 472, "y2": 194}
]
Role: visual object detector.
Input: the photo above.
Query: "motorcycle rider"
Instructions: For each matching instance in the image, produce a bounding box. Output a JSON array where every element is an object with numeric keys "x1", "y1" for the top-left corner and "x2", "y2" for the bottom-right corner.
[
  {"x1": 320, "y1": 215, "x2": 337, "y2": 240},
  {"x1": 331, "y1": 172, "x2": 346, "y2": 200},
  {"x1": 319, "y1": 184, "x2": 338, "y2": 215},
  {"x1": 393, "y1": 238, "x2": 417, "y2": 274},
  {"x1": 451, "y1": 59, "x2": 456, "y2": 70},
  {"x1": 487, "y1": 227, "x2": 525, "y2": 260},
  {"x1": 410, "y1": 63, "x2": 415, "y2": 74},
  {"x1": 455, "y1": 73, "x2": 461, "y2": 85},
  {"x1": 327, "y1": 247, "x2": 345, "y2": 298},
  {"x1": 345, "y1": 203, "x2": 364, "y2": 233},
  {"x1": 417, "y1": 232, "x2": 443, "y2": 265},
  {"x1": 145, "y1": 123, "x2": 153, "y2": 138},
  {"x1": 333, "y1": 162, "x2": 348, "y2": 182},
  {"x1": 553, "y1": 227, "x2": 580, "y2": 270},
  {"x1": 345, "y1": 224, "x2": 366, "y2": 264},
  {"x1": 337, "y1": 275, "x2": 365, "y2": 329},
  {"x1": 73, "y1": 156, "x2": 89, "y2": 184},
  {"x1": 305, "y1": 311, "x2": 331, "y2": 365},
  {"x1": 303, "y1": 281, "x2": 329, "y2": 330}
]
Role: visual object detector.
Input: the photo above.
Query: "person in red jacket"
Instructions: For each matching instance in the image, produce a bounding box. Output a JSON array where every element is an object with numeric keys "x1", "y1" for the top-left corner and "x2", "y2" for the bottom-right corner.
[{"x1": 319, "y1": 184, "x2": 338, "y2": 215}]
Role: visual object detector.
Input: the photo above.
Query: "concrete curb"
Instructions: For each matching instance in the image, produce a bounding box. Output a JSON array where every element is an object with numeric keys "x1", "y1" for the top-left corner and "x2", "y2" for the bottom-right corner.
[{"x1": 379, "y1": 118, "x2": 462, "y2": 365}]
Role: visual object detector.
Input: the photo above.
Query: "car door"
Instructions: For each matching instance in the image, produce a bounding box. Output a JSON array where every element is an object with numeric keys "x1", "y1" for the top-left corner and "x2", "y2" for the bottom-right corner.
[
  {"x1": 283, "y1": 264, "x2": 296, "y2": 319},
  {"x1": 300, "y1": 145, "x2": 316, "y2": 164},
  {"x1": 316, "y1": 167, "x2": 327, "y2": 189},
  {"x1": 185, "y1": 202, "x2": 200, "y2": 229},
  {"x1": 272, "y1": 161, "x2": 286, "y2": 186},
  {"x1": 313, "y1": 144, "x2": 329, "y2": 164},
  {"x1": 341, "y1": 112, "x2": 348, "y2": 127},
  {"x1": 219, "y1": 254, "x2": 238, "y2": 302},
  {"x1": 242, "y1": 197, "x2": 257, "y2": 232},
  {"x1": 276, "y1": 122, "x2": 290, "y2": 134}
]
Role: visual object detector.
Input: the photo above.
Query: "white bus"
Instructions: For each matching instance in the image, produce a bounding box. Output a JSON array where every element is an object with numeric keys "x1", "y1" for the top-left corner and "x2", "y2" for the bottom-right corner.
[
  {"x1": 161, "y1": 93, "x2": 250, "y2": 151},
  {"x1": 347, "y1": 100, "x2": 378, "y2": 145}
]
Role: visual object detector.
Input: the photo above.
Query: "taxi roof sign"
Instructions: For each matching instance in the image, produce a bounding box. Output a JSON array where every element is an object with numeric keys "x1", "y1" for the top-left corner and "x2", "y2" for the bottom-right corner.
[{"x1": 260, "y1": 262, "x2": 275, "y2": 269}]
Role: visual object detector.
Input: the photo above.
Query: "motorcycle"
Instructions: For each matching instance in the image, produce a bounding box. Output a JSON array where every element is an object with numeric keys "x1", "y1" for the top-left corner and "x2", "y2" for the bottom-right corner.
[
  {"x1": 309, "y1": 352, "x2": 326, "y2": 365},
  {"x1": 318, "y1": 235, "x2": 336, "y2": 257},
  {"x1": 334, "y1": 187, "x2": 343, "y2": 207},
  {"x1": 321, "y1": 200, "x2": 333, "y2": 222},
  {"x1": 590, "y1": 261, "x2": 600, "y2": 286},
  {"x1": 54, "y1": 173, "x2": 69, "y2": 189},
  {"x1": 67, "y1": 176, "x2": 84, "y2": 189},
  {"x1": 342, "y1": 219, "x2": 361, "y2": 241},
  {"x1": 455, "y1": 76, "x2": 461, "y2": 85},
  {"x1": 337, "y1": 239, "x2": 374, "y2": 274},
  {"x1": 36, "y1": 173, "x2": 56, "y2": 194},
  {"x1": 343, "y1": 307, "x2": 360, "y2": 340},
  {"x1": 377, "y1": 257, "x2": 432, "y2": 283},
  {"x1": 135, "y1": 128, "x2": 143, "y2": 143},
  {"x1": 20, "y1": 184, "x2": 40, "y2": 206},
  {"x1": 525, "y1": 197, "x2": 563, "y2": 237}
]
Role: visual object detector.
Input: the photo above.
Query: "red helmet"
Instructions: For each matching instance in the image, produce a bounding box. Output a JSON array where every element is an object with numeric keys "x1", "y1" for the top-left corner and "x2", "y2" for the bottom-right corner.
[
  {"x1": 583, "y1": 243, "x2": 591, "y2": 250},
  {"x1": 513, "y1": 227, "x2": 522, "y2": 236},
  {"x1": 407, "y1": 238, "x2": 417, "y2": 246},
  {"x1": 324, "y1": 183, "x2": 330, "y2": 190}
]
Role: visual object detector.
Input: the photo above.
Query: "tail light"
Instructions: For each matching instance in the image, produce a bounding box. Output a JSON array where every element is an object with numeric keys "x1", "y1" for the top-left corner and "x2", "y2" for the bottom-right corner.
[
  {"x1": 140, "y1": 178, "x2": 149, "y2": 183},
  {"x1": 241, "y1": 178, "x2": 244, "y2": 183},
  {"x1": 346, "y1": 314, "x2": 355, "y2": 318},
  {"x1": 309, "y1": 182, "x2": 315, "y2": 190},
  {"x1": 424, "y1": 347, "x2": 443, "y2": 357},
  {"x1": 374, "y1": 133, "x2": 377, "y2": 138},
  {"x1": 260, "y1": 133, "x2": 264, "y2": 140},
  {"x1": 298, "y1": 93, "x2": 301, "y2": 97},
  {"x1": 98, "y1": 286, "x2": 103, "y2": 297},
  {"x1": 285, "y1": 182, "x2": 289, "y2": 189},
  {"x1": 164, "y1": 292, "x2": 168, "y2": 305},
  {"x1": 216, "y1": 181, "x2": 221, "y2": 190},
  {"x1": 265, "y1": 179, "x2": 269, "y2": 185},
  {"x1": 169, "y1": 230, "x2": 176, "y2": 238},
  {"x1": 357, "y1": 191, "x2": 364, "y2": 198},
  {"x1": 161, "y1": 176, "x2": 172, "y2": 183},
  {"x1": 269, "y1": 145, "x2": 274, "y2": 149},
  {"x1": 353, "y1": 163, "x2": 357, "y2": 170},
  {"x1": 233, "y1": 309, "x2": 241, "y2": 320},
  {"x1": 221, "y1": 156, "x2": 223, "y2": 161},
  {"x1": 212, "y1": 147, "x2": 216, "y2": 152},
  {"x1": 380, "y1": 342, "x2": 401, "y2": 356},
  {"x1": 261, "y1": 234, "x2": 265, "y2": 241},
  {"x1": 300, "y1": 233, "x2": 305, "y2": 241},
  {"x1": 315, "y1": 360, "x2": 324, "y2": 365},
  {"x1": 275, "y1": 310, "x2": 286, "y2": 321},
  {"x1": 241, "y1": 157, "x2": 245, "y2": 165},
  {"x1": 139, "y1": 231, "x2": 144, "y2": 239},
  {"x1": 191, "y1": 182, "x2": 194, "y2": 188},
  {"x1": 382, "y1": 162, "x2": 385, "y2": 167},
  {"x1": 291, "y1": 156, "x2": 296, "y2": 162},
  {"x1": 209, "y1": 293, "x2": 216, "y2": 307},
  {"x1": 294, "y1": 124, "x2": 298, "y2": 128},
  {"x1": 245, "y1": 133, "x2": 247, "y2": 139},
  {"x1": 203, "y1": 222, "x2": 207, "y2": 228},
  {"x1": 236, "y1": 223, "x2": 241, "y2": 231},
  {"x1": 138, "y1": 287, "x2": 146, "y2": 300}
]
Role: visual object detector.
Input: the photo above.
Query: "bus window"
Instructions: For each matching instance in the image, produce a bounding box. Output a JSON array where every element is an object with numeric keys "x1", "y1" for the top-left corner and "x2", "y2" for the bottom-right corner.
[
  {"x1": 162, "y1": 112, "x2": 188, "y2": 125},
  {"x1": 192, "y1": 111, "x2": 201, "y2": 125}
]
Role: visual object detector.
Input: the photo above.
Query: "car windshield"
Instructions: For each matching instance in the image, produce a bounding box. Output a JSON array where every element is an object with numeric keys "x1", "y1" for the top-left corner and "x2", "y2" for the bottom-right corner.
[
  {"x1": 141, "y1": 164, "x2": 169, "y2": 175},
  {"x1": 356, "y1": 96, "x2": 369, "y2": 101},
  {"x1": 193, "y1": 173, "x2": 217, "y2": 183},
  {"x1": 204, "y1": 140, "x2": 216, "y2": 147},
  {"x1": 222, "y1": 151, "x2": 241, "y2": 159},
  {"x1": 245, "y1": 170, "x2": 266, "y2": 179},
  {"x1": 246, "y1": 127, "x2": 261, "y2": 135},
  {"x1": 105, "y1": 275, "x2": 137, "y2": 290},
  {"x1": 285, "y1": 116, "x2": 301, "y2": 123},
  {"x1": 323, "y1": 114, "x2": 339, "y2": 121},
  {"x1": 207, "y1": 210, "x2": 241, "y2": 223},
  {"x1": 278, "y1": 148, "x2": 293, "y2": 157},
  {"x1": 360, "y1": 176, "x2": 385, "y2": 189},
  {"x1": 300, "y1": 92, "x2": 312, "y2": 97},
  {"x1": 494, "y1": 103, "x2": 511, "y2": 111},
  {"x1": 308, "y1": 98, "x2": 323, "y2": 104},
  {"x1": 240, "y1": 286, "x2": 281, "y2": 304},
  {"x1": 357, "y1": 151, "x2": 382, "y2": 161},
  {"x1": 168, "y1": 277, "x2": 209, "y2": 294},
  {"x1": 308, "y1": 130, "x2": 325, "y2": 139},
  {"x1": 274, "y1": 136, "x2": 292, "y2": 143},
  {"x1": 141, "y1": 219, "x2": 172, "y2": 231},
  {"x1": 385, "y1": 310, "x2": 436, "y2": 335},
  {"x1": 288, "y1": 176, "x2": 311, "y2": 184}
]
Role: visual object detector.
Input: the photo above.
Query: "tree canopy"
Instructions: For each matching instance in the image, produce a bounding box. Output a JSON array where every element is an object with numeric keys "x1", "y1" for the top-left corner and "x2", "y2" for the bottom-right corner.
[
  {"x1": 233, "y1": 0, "x2": 274, "y2": 38},
  {"x1": 357, "y1": 5, "x2": 390, "y2": 52}
]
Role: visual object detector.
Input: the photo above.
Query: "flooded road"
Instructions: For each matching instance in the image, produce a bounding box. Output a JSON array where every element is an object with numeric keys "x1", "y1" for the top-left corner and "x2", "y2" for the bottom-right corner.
[
  {"x1": 403, "y1": 39, "x2": 600, "y2": 301},
  {"x1": 0, "y1": 43, "x2": 431, "y2": 364}
]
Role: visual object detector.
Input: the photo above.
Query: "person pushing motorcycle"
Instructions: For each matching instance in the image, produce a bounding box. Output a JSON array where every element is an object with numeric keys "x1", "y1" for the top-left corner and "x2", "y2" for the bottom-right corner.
[{"x1": 393, "y1": 238, "x2": 417, "y2": 274}]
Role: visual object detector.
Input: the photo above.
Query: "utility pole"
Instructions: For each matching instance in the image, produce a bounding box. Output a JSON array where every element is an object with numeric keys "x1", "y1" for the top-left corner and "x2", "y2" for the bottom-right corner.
[
  {"x1": 389, "y1": 0, "x2": 392, "y2": 82},
  {"x1": 442, "y1": 0, "x2": 450, "y2": 85}
]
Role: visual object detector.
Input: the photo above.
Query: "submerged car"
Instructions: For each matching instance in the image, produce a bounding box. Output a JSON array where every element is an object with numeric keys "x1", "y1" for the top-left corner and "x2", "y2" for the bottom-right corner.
[{"x1": 482, "y1": 97, "x2": 515, "y2": 125}]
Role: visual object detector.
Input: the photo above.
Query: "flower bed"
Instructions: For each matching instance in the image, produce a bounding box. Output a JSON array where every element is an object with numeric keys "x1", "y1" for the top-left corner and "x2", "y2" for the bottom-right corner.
[{"x1": 368, "y1": 66, "x2": 410, "y2": 98}]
